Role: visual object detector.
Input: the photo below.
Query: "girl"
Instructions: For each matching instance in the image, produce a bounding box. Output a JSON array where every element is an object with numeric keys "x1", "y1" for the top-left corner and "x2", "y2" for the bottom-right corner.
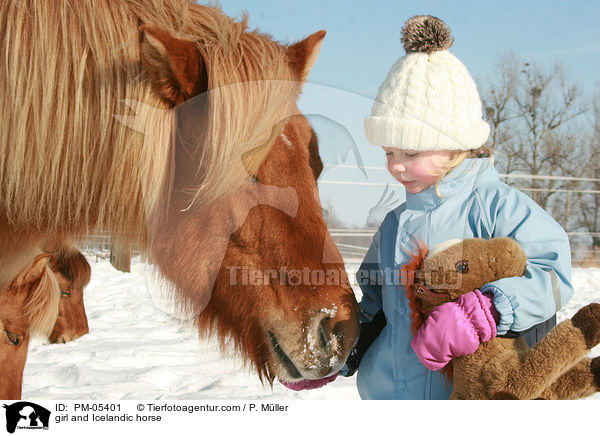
[{"x1": 349, "y1": 15, "x2": 573, "y2": 399}]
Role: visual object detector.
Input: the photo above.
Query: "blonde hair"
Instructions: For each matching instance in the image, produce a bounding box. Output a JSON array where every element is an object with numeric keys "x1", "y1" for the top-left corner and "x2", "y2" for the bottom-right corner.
[
  {"x1": 24, "y1": 263, "x2": 61, "y2": 338},
  {"x1": 434, "y1": 146, "x2": 493, "y2": 197},
  {"x1": 0, "y1": 1, "x2": 296, "y2": 243}
]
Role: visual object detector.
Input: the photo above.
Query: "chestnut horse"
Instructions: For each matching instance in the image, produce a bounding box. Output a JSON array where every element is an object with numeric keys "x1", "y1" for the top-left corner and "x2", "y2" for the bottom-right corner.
[
  {"x1": 47, "y1": 247, "x2": 91, "y2": 344},
  {"x1": 0, "y1": 255, "x2": 60, "y2": 400},
  {"x1": 0, "y1": 0, "x2": 359, "y2": 387},
  {"x1": 0, "y1": 248, "x2": 89, "y2": 399}
]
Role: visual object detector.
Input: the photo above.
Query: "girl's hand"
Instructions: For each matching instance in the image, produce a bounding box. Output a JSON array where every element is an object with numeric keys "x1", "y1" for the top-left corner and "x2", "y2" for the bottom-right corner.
[
  {"x1": 340, "y1": 310, "x2": 387, "y2": 377},
  {"x1": 411, "y1": 290, "x2": 499, "y2": 371}
]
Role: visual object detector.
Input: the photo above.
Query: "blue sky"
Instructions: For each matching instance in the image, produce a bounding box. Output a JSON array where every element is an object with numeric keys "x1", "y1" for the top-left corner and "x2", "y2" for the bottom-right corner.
[
  {"x1": 220, "y1": 0, "x2": 600, "y2": 96},
  {"x1": 218, "y1": 0, "x2": 600, "y2": 227}
]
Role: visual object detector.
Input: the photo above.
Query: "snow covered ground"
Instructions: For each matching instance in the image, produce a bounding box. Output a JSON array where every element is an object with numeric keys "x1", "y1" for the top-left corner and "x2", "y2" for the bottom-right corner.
[{"x1": 21, "y1": 255, "x2": 600, "y2": 400}]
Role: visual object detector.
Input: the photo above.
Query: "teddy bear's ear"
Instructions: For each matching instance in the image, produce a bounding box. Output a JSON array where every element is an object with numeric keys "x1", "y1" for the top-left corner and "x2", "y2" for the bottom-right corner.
[
  {"x1": 486, "y1": 237, "x2": 527, "y2": 279},
  {"x1": 428, "y1": 239, "x2": 462, "y2": 259}
]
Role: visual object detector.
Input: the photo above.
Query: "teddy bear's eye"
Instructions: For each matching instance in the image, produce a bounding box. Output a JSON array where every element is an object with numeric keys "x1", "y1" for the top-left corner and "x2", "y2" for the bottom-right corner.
[{"x1": 455, "y1": 261, "x2": 469, "y2": 274}]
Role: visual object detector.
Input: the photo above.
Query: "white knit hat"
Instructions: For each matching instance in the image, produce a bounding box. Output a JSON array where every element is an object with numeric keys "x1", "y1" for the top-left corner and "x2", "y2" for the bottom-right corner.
[{"x1": 364, "y1": 15, "x2": 490, "y2": 151}]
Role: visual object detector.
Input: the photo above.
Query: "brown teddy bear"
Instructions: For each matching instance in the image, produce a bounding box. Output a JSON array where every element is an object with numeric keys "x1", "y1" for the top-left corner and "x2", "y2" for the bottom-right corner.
[{"x1": 402, "y1": 237, "x2": 600, "y2": 400}]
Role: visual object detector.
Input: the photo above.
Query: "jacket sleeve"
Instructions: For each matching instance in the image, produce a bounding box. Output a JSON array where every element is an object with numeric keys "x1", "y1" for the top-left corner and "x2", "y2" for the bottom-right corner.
[{"x1": 476, "y1": 186, "x2": 574, "y2": 335}]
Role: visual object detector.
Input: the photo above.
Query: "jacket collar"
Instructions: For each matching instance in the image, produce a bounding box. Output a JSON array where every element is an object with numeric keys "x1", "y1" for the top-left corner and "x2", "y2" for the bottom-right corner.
[{"x1": 405, "y1": 158, "x2": 498, "y2": 211}]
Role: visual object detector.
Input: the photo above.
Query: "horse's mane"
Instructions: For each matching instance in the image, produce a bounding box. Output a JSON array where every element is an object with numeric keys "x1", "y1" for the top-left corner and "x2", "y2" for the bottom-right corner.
[
  {"x1": 400, "y1": 240, "x2": 429, "y2": 335},
  {"x1": 0, "y1": 0, "x2": 295, "y2": 241},
  {"x1": 400, "y1": 241, "x2": 453, "y2": 382}
]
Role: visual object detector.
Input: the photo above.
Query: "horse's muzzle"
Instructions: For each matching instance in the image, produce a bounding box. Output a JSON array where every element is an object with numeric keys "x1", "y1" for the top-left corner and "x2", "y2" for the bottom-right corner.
[{"x1": 268, "y1": 302, "x2": 359, "y2": 382}]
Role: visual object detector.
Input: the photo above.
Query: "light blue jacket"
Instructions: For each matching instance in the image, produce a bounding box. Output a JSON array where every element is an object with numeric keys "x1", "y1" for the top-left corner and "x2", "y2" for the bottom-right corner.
[{"x1": 355, "y1": 158, "x2": 573, "y2": 400}]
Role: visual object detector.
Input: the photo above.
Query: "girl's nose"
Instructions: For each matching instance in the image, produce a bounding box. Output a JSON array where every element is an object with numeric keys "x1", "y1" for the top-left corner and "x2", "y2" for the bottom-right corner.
[{"x1": 389, "y1": 159, "x2": 406, "y2": 173}]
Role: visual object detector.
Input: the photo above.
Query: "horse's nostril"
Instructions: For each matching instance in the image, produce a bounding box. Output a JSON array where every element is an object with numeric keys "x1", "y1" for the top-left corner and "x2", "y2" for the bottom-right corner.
[{"x1": 318, "y1": 318, "x2": 332, "y2": 350}]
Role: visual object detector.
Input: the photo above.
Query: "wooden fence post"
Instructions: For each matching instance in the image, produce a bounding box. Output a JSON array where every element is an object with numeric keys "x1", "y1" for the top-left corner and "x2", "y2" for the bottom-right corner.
[{"x1": 110, "y1": 239, "x2": 131, "y2": 273}]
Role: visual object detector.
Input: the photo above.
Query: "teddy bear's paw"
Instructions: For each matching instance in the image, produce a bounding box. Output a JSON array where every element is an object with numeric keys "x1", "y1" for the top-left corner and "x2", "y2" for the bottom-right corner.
[{"x1": 571, "y1": 303, "x2": 600, "y2": 349}]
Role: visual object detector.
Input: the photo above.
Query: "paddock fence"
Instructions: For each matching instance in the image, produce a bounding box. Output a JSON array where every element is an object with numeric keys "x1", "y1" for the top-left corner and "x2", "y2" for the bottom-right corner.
[
  {"x1": 319, "y1": 164, "x2": 600, "y2": 268},
  {"x1": 77, "y1": 167, "x2": 600, "y2": 269}
]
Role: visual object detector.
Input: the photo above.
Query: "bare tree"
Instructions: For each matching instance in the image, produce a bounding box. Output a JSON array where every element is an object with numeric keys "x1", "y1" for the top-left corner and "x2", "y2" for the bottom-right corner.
[
  {"x1": 574, "y1": 92, "x2": 600, "y2": 249},
  {"x1": 482, "y1": 53, "x2": 587, "y2": 220},
  {"x1": 481, "y1": 52, "x2": 521, "y2": 174}
]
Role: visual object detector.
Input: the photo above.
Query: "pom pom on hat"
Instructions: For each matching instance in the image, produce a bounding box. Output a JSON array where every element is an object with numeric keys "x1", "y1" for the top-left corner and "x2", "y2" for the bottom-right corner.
[
  {"x1": 401, "y1": 15, "x2": 454, "y2": 54},
  {"x1": 364, "y1": 15, "x2": 490, "y2": 151}
]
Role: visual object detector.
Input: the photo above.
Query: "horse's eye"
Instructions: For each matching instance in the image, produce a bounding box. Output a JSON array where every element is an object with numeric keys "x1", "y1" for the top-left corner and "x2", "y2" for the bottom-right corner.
[
  {"x1": 61, "y1": 290, "x2": 71, "y2": 297},
  {"x1": 455, "y1": 261, "x2": 469, "y2": 274},
  {"x1": 5, "y1": 331, "x2": 21, "y2": 346}
]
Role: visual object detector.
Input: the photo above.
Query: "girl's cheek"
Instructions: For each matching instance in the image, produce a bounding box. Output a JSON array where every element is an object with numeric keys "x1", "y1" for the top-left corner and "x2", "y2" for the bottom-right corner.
[{"x1": 411, "y1": 162, "x2": 438, "y2": 183}]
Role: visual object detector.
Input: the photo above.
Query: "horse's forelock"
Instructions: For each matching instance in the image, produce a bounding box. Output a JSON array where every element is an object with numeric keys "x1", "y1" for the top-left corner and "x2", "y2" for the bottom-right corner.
[
  {"x1": 134, "y1": 1, "x2": 299, "y2": 215},
  {"x1": 52, "y1": 248, "x2": 92, "y2": 290}
]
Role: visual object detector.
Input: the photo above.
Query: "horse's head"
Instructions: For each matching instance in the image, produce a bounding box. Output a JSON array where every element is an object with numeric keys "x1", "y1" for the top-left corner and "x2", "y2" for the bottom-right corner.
[
  {"x1": 47, "y1": 248, "x2": 91, "y2": 344},
  {"x1": 0, "y1": 254, "x2": 60, "y2": 399},
  {"x1": 136, "y1": 17, "x2": 359, "y2": 384},
  {"x1": 403, "y1": 238, "x2": 526, "y2": 330}
]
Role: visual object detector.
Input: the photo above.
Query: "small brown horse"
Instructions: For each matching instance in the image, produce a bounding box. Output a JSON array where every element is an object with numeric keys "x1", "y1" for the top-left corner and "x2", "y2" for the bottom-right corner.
[
  {"x1": 47, "y1": 247, "x2": 91, "y2": 344},
  {"x1": 0, "y1": 1, "x2": 359, "y2": 387},
  {"x1": 0, "y1": 255, "x2": 60, "y2": 400}
]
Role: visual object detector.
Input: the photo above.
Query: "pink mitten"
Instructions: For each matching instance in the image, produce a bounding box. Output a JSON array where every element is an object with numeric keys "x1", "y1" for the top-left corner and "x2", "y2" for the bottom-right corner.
[
  {"x1": 279, "y1": 372, "x2": 338, "y2": 391},
  {"x1": 411, "y1": 290, "x2": 499, "y2": 371}
]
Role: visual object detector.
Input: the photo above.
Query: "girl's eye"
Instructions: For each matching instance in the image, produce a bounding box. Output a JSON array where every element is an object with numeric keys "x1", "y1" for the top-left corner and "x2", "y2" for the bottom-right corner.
[
  {"x1": 404, "y1": 152, "x2": 419, "y2": 157},
  {"x1": 5, "y1": 330, "x2": 21, "y2": 346},
  {"x1": 455, "y1": 261, "x2": 469, "y2": 274}
]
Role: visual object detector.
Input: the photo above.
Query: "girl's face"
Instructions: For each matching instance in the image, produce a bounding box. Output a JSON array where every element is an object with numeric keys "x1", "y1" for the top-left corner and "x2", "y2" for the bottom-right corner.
[{"x1": 384, "y1": 148, "x2": 455, "y2": 194}]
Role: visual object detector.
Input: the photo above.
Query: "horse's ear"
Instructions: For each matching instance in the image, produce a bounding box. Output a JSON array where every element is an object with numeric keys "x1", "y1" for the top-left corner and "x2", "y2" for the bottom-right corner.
[
  {"x1": 139, "y1": 25, "x2": 208, "y2": 106},
  {"x1": 20, "y1": 254, "x2": 50, "y2": 286},
  {"x1": 288, "y1": 30, "x2": 326, "y2": 82}
]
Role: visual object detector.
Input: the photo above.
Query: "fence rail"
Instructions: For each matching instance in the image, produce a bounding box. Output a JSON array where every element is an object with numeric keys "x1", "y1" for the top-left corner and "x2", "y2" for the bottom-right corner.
[
  {"x1": 321, "y1": 163, "x2": 600, "y2": 266},
  {"x1": 76, "y1": 168, "x2": 600, "y2": 268},
  {"x1": 324, "y1": 163, "x2": 600, "y2": 183}
]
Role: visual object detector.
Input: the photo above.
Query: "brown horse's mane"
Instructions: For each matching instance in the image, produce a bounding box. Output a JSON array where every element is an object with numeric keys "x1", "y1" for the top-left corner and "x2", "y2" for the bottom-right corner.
[
  {"x1": 197, "y1": 304, "x2": 275, "y2": 385},
  {"x1": 400, "y1": 240, "x2": 429, "y2": 335},
  {"x1": 0, "y1": 0, "x2": 295, "y2": 241},
  {"x1": 400, "y1": 241, "x2": 453, "y2": 381}
]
